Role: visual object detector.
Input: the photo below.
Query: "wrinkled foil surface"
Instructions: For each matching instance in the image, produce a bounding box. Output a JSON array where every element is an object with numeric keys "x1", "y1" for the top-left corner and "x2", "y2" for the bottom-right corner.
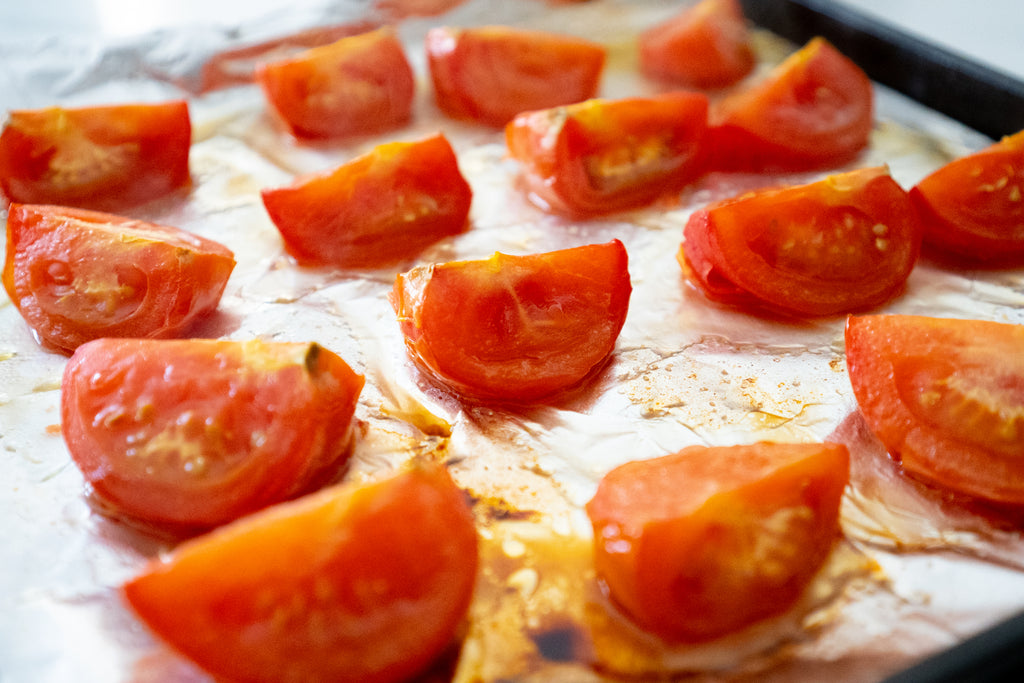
[{"x1": 2, "y1": 1, "x2": 1024, "y2": 682}]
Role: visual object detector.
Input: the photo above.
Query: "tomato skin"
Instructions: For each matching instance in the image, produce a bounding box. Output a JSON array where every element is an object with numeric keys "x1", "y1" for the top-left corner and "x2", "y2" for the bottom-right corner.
[
  {"x1": 638, "y1": 0, "x2": 755, "y2": 89},
  {"x1": 910, "y1": 130, "x2": 1024, "y2": 265},
  {"x1": 256, "y1": 27, "x2": 414, "y2": 139},
  {"x1": 708, "y1": 37, "x2": 873, "y2": 172},
  {"x1": 586, "y1": 442, "x2": 849, "y2": 643},
  {"x1": 122, "y1": 462, "x2": 478, "y2": 683},
  {"x1": 845, "y1": 314, "x2": 1024, "y2": 506},
  {"x1": 61, "y1": 338, "x2": 365, "y2": 528},
  {"x1": 3, "y1": 204, "x2": 236, "y2": 354},
  {"x1": 261, "y1": 134, "x2": 471, "y2": 267},
  {"x1": 390, "y1": 240, "x2": 631, "y2": 402},
  {"x1": 679, "y1": 166, "x2": 921, "y2": 317},
  {"x1": 505, "y1": 92, "x2": 709, "y2": 215},
  {"x1": 427, "y1": 25, "x2": 606, "y2": 127},
  {"x1": 0, "y1": 100, "x2": 191, "y2": 211}
]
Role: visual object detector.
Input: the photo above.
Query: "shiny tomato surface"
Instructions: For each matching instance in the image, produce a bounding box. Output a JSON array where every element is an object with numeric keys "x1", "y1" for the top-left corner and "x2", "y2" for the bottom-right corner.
[
  {"x1": 639, "y1": 0, "x2": 755, "y2": 89},
  {"x1": 256, "y1": 27, "x2": 415, "y2": 139},
  {"x1": 679, "y1": 166, "x2": 921, "y2": 317},
  {"x1": 261, "y1": 133, "x2": 471, "y2": 267},
  {"x1": 910, "y1": 129, "x2": 1024, "y2": 265},
  {"x1": 708, "y1": 37, "x2": 873, "y2": 172},
  {"x1": 61, "y1": 338, "x2": 364, "y2": 528},
  {"x1": 587, "y1": 441, "x2": 849, "y2": 642},
  {"x1": 0, "y1": 100, "x2": 191, "y2": 211},
  {"x1": 123, "y1": 462, "x2": 478, "y2": 683},
  {"x1": 846, "y1": 314, "x2": 1024, "y2": 506},
  {"x1": 390, "y1": 240, "x2": 631, "y2": 402},
  {"x1": 3, "y1": 204, "x2": 235, "y2": 353},
  {"x1": 505, "y1": 92, "x2": 709, "y2": 215},
  {"x1": 427, "y1": 25, "x2": 605, "y2": 127}
]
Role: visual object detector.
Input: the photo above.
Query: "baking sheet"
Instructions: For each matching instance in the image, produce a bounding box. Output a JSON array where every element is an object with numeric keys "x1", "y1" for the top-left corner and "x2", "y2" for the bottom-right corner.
[{"x1": 2, "y1": 1, "x2": 1024, "y2": 682}]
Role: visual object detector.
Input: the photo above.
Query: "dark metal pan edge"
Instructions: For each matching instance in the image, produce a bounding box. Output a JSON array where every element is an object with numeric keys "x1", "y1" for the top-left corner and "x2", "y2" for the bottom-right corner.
[{"x1": 739, "y1": 0, "x2": 1024, "y2": 140}]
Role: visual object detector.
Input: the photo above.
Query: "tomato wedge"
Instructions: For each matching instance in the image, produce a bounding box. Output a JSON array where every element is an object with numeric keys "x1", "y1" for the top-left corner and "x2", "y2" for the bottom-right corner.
[
  {"x1": 505, "y1": 92, "x2": 709, "y2": 215},
  {"x1": 708, "y1": 37, "x2": 873, "y2": 172},
  {"x1": 846, "y1": 314, "x2": 1024, "y2": 506},
  {"x1": 122, "y1": 462, "x2": 478, "y2": 683},
  {"x1": 261, "y1": 134, "x2": 471, "y2": 267},
  {"x1": 390, "y1": 240, "x2": 631, "y2": 402},
  {"x1": 0, "y1": 100, "x2": 191, "y2": 211},
  {"x1": 910, "y1": 129, "x2": 1024, "y2": 265},
  {"x1": 426, "y1": 25, "x2": 606, "y2": 127},
  {"x1": 638, "y1": 0, "x2": 755, "y2": 89},
  {"x1": 586, "y1": 441, "x2": 849, "y2": 643},
  {"x1": 679, "y1": 166, "x2": 921, "y2": 317},
  {"x1": 256, "y1": 27, "x2": 415, "y2": 139},
  {"x1": 61, "y1": 338, "x2": 364, "y2": 528},
  {"x1": 3, "y1": 204, "x2": 235, "y2": 353}
]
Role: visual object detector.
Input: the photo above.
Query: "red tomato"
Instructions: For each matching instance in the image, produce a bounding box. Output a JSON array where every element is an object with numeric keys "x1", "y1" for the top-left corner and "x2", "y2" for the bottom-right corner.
[
  {"x1": 256, "y1": 27, "x2": 415, "y2": 139},
  {"x1": 586, "y1": 441, "x2": 849, "y2": 643},
  {"x1": 910, "y1": 129, "x2": 1024, "y2": 265},
  {"x1": 0, "y1": 100, "x2": 191, "y2": 211},
  {"x1": 426, "y1": 25, "x2": 606, "y2": 127},
  {"x1": 505, "y1": 92, "x2": 709, "y2": 215},
  {"x1": 639, "y1": 0, "x2": 755, "y2": 89},
  {"x1": 708, "y1": 37, "x2": 873, "y2": 172},
  {"x1": 261, "y1": 134, "x2": 472, "y2": 267},
  {"x1": 390, "y1": 240, "x2": 631, "y2": 402},
  {"x1": 679, "y1": 166, "x2": 921, "y2": 317},
  {"x1": 846, "y1": 314, "x2": 1024, "y2": 506},
  {"x1": 61, "y1": 338, "x2": 365, "y2": 528},
  {"x1": 122, "y1": 462, "x2": 478, "y2": 683},
  {"x1": 3, "y1": 204, "x2": 235, "y2": 354},
  {"x1": 199, "y1": 22, "x2": 378, "y2": 92}
]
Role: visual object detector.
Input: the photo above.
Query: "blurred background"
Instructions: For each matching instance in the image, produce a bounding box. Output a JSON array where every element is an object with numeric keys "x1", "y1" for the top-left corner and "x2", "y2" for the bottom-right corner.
[{"x1": 0, "y1": 0, "x2": 1020, "y2": 83}]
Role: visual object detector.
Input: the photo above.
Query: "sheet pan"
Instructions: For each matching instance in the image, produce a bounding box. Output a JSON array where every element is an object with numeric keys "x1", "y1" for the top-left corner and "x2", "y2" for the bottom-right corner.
[{"x1": 2, "y1": 1, "x2": 1023, "y2": 681}]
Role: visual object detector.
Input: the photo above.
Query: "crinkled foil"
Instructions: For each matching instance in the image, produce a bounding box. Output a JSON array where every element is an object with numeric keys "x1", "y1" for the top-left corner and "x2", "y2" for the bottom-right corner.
[{"x1": 2, "y1": 1, "x2": 1024, "y2": 682}]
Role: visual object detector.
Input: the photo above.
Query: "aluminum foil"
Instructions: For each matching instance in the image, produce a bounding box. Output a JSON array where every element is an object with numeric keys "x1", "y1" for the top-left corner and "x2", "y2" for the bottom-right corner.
[{"x1": 2, "y1": 1, "x2": 1024, "y2": 681}]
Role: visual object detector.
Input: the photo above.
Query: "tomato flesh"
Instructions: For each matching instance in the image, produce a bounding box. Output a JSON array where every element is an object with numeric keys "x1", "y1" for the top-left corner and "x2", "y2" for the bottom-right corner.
[
  {"x1": 122, "y1": 463, "x2": 478, "y2": 683},
  {"x1": 586, "y1": 442, "x2": 849, "y2": 643},
  {"x1": 261, "y1": 134, "x2": 471, "y2": 267},
  {"x1": 61, "y1": 338, "x2": 364, "y2": 528},
  {"x1": 846, "y1": 314, "x2": 1024, "y2": 505},
  {"x1": 3, "y1": 204, "x2": 235, "y2": 353},
  {"x1": 256, "y1": 27, "x2": 415, "y2": 139},
  {"x1": 0, "y1": 100, "x2": 191, "y2": 211},
  {"x1": 708, "y1": 37, "x2": 873, "y2": 171},
  {"x1": 679, "y1": 166, "x2": 921, "y2": 317},
  {"x1": 390, "y1": 240, "x2": 631, "y2": 402},
  {"x1": 505, "y1": 92, "x2": 709, "y2": 215},
  {"x1": 639, "y1": 0, "x2": 755, "y2": 89},
  {"x1": 910, "y1": 129, "x2": 1024, "y2": 264},
  {"x1": 427, "y1": 25, "x2": 606, "y2": 127}
]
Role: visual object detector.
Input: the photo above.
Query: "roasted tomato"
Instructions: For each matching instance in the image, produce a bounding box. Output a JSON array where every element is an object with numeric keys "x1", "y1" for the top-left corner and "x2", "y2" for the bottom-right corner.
[
  {"x1": 426, "y1": 25, "x2": 606, "y2": 127},
  {"x1": 122, "y1": 462, "x2": 478, "y2": 683},
  {"x1": 587, "y1": 441, "x2": 849, "y2": 643},
  {"x1": 61, "y1": 338, "x2": 364, "y2": 528},
  {"x1": 910, "y1": 129, "x2": 1024, "y2": 265},
  {"x1": 846, "y1": 314, "x2": 1024, "y2": 506},
  {"x1": 261, "y1": 134, "x2": 471, "y2": 267},
  {"x1": 638, "y1": 0, "x2": 755, "y2": 89},
  {"x1": 505, "y1": 92, "x2": 709, "y2": 215},
  {"x1": 0, "y1": 100, "x2": 191, "y2": 211},
  {"x1": 679, "y1": 166, "x2": 921, "y2": 317},
  {"x1": 256, "y1": 27, "x2": 415, "y2": 139},
  {"x1": 390, "y1": 240, "x2": 631, "y2": 402},
  {"x1": 708, "y1": 37, "x2": 873, "y2": 172},
  {"x1": 3, "y1": 204, "x2": 235, "y2": 353}
]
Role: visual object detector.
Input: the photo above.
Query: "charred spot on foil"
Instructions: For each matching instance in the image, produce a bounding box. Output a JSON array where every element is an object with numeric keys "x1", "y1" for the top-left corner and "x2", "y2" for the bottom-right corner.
[
  {"x1": 465, "y1": 491, "x2": 540, "y2": 523},
  {"x1": 529, "y1": 621, "x2": 588, "y2": 662}
]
